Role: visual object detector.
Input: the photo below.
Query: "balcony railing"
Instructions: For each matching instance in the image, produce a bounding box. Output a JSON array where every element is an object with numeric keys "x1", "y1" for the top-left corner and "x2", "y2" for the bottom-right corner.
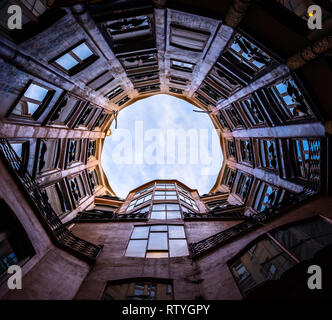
[
  {"x1": 0, "y1": 138, "x2": 102, "y2": 264},
  {"x1": 71, "y1": 209, "x2": 149, "y2": 223},
  {"x1": 184, "y1": 205, "x2": 245, "y2": 221},
  {"x1": 191, "y1": 184, "x2": 318, "y2": 259}
]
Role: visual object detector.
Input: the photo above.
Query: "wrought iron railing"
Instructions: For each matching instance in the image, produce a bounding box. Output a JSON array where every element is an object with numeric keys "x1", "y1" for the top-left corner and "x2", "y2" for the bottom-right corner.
[
  {"x1": 71, "y1": 209, "x2": 149, "y2": 223},
  {"x1": 0, "y1": 138, "x2": 102, "y2": 264},
  {"x1": 191, "y1": 183, "x2": 318, "y2": 258},
  {"x1": 184, "y1": 205, "x2": 245, "y2": 220}
]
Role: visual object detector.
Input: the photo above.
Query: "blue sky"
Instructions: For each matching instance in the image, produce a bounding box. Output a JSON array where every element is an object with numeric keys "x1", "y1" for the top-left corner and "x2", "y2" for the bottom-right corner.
[{"x1": 101, "y1": 94, "x2": 223, "y2": 198}]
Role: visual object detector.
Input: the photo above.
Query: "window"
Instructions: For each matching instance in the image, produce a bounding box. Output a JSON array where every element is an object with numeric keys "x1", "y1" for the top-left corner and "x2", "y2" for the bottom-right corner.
[
  {"x1": 116, "y1": 95, "x2": 130, "y2": 106},
  {"x1": 268, "y1": 78, "x2": 313, "y2": 121},
  {"x1": 137, "y1": 84, "x2": 160, "y2": 94},
  {"x1": 51, "y1": 41, "x2": 98, "y2": 75},
  {"x1": 239, "y1": 139, "x2": 252, "y2": 164},
  {"x1": 130, "y1": 72, "x2": 159, "y2": 84},
  {"x1": 229, "y1": 235, "x2": 296, "y2": 296},
  {"x1": 270, "y1": 217, "x2": 332, "y2": 262},
  {"x1": 49, "y1": 94, "x2": 80, "y2": 125},
  {"x1": 253, "y1": 182, "x2": 279, "y2": 213},
  {"x1": 259, "y1": 139, "x2": 278, "y2": 170},
  {"x1": 176, "y1": 185, "x2": 190, "y2": 196},
  {"x1": 170, "y1": 59, "x2": 195, "y2": 73},
  {"x1": 105, "y1": 86, "x2": 124, "y2": 101},
  {"x1": 221, "y1": 166, "x2": 236, "y2": 190},
  {"x1": 128, "y1": 206, "x2": 150, "y2": 217},
  {"x1": 106, "y1": 15, "x2": 151, "y2": 41},
  {"x1": 87, "y1": 71, "x2": 114, "y2": 91},
  {"x1": 154, "y1": 191, "x2": 177, "y2": 201},
  {"x1": 125, "y1": 225, "x2": 188, "y2": 258},
  {"x1": 91, "y1": 112, "x2": 108, "y2": 131},
  {"x1": 37, "y1": 139, "x2": 59, "y2": 173},
  {"x1": 178, "y1": 193, "x2": 198, "y2": 210},
  {"x1": 235, "y1": 173, "x2": 252, "y2": 201},
  {"x1": 292, "y1": 138, "x2": 320, "y2": 182},
  {"x1": 69, "y1": 175, "x2": 86, "y2": 204},
  {"x1": 218, "y1": 111, "x2": 231, "y2": 130},
  {"x1": 87, "y1": 169, "x2": 99, "y2": 192},
  {"x1": 119, "y1": 51, "x2": 158, "y2": 70},
  {"x1": 170, "y1": 25, "x2": 210, "y2": 52},
  {"x1": 44, "y1": 182, "x2": 72, "y2": 217},
  {"x1": 151, "y1": 203, "x2": 181, "y2": 220},
  {"x1": 127, "y1": 192, "x2": 153, "y2": 212},
  {"x1": 103, "y1": 280, "x2": 173, "y2": 300},
  {"x1": 10, "y1": 82, "x2": 53, "y2": 119},
  {"x1": 87, "y1": 140, "x2": 96, "y2": 158},
  {"x1": 66, "y1": 139, "x2": 82, "y2": 165},
  {"x1": 226, "y1": 139, "x2": 237, "y2": 160},
  {"x1": 169, "y1": 87, "x2": 183, "y2": 94},
  {"x1": 1, "y1": 200, "x2": 34, "y2": 281},
  {"x1": 229, "y1": 217, "x2": 332, "y2": 296},
  {"x1": 134, "y1": 185, "x2": 154, "y2": 197},
  {"x1": 75, "y1": 104, "x2": 97, "y2": 128},
  {"x1": 227, "y1": 35, "x2": 271, "y2": 73},
  {"x1": 209, "y1": 63, "x2": 242, "y2": 97},
  {"x1": 9, "y1": 141, "x2": 29, "y2": 168},
  {"x1": 156, "y1": 183, "x2": 175, "y2": 189},
  {"x1": 224, "y1": 106, "x2": 245, "y2": 129},
  {"x1": 206, "y1": 199, "x2": 229, "y2": 210},
  {"x1": 239, "y1": 96, "x2": 265, "y2": 127},
  {"x1": 169, "y1": 76, "x2": 189, "y2": 86},
  {"x1": 199, "y1": 81, "x2": 224, "y2": 102},
  {"x1": 195, "y1": 93, "x2": 214, "y2": 106}
]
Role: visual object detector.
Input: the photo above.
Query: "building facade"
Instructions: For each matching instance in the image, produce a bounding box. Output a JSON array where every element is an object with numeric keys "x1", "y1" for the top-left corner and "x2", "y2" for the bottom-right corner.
[{"x1": 0, "y1": 0, "x2": 332, "y2": 299}]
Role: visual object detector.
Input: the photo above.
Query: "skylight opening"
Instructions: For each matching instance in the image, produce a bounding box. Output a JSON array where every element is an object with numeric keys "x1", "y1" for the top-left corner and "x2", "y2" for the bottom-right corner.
[{"x1": 101, "y1": 94, "x2": 223, "y2": 198}]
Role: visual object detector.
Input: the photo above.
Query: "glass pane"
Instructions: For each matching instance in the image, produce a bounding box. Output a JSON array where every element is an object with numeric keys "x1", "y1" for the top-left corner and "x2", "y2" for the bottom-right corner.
[
  {"x1": 271, "y1": 218, "x2": 332, "y2": 261},
  {"x1": 55, "y1": 53, "x2": 79, "y2": 70},
  {"x1": 168, "y1": 225, "x2": 185, "y2": 238},
  {"x1": 154, "y1": 195, "x2": 164, "y2": 200},
  {"x1": 152, "y1": 204, "x2": 165, "y2": 210},
  {"x1": 27, "y1": 102, "x2": 39, "y2": 115},
  {"x1": 146, "y1": 252, "x2": 168, "y2": 258},
  {"x1": 25, "y1": 84, "x2": 48, "y2": 102},
  {"x1": 131, "y1": 227, "x2": 149, "y2": 239},
  {"x1": 10, "y1": 143, "x2": 23, "y2": 158},
  {"x1": 72, "y1": 43, "x2": 93, "y2": 60},
  {"x1": 150, "y1": 225, "x2": 167, "y2": 231},
  {"x1": 125, "y1": 240, "x2": 147, "y2": 257},
  {"x1": 148, "y1": 232, "x2": 168, "y2": 250},
  {"x1": 169, "y1": 240, "x2": 188, "y2": 257},
  {"x1": 166, "y1": 203, "x2": 180, "y2": 210},
  {"x1": 229, "y1": 237, "x2": 296, "y2": 295},
  {"x1": 166, "y1": 195, "x2": 177, "y2": 200},
  {"x1": 167, "y1": 211, "x2": 181, "y2": 219},
  {"x1": 150, "y1": 211, "x2": 166, "y2": 219}
]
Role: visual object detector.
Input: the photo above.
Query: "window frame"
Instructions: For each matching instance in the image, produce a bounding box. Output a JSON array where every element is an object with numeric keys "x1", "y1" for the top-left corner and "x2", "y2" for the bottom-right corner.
[
  {"x1": 8, "y1": 80, "x2": 55, "y2": 121},
  {"x1": 50, "y1": 40, "x2": 99, "y2": 76},
  {"x1": 125, "y1": 224, "x2": 189, "y2": 258}
]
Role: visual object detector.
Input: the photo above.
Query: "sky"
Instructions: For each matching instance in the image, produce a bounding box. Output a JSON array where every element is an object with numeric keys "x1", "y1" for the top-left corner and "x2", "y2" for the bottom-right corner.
[{"x1": 101, "y1": 94, "x2": 223, "y2": 198}]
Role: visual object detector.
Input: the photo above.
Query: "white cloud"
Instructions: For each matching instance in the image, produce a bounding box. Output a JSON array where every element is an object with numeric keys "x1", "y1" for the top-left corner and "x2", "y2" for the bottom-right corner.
[{"x1": 101, "y1": 94, "x2": 223, "y2": 198}]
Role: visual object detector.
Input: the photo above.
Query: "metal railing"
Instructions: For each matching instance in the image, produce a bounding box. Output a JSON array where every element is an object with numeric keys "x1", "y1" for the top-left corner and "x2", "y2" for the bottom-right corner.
[
  {"x1": 72, "y1": 209, "x2": 149, "y2": 223},
  {"x1": 0, "y1": 138, "x2": 102, "y2": 264},
  {"x1": 191, "y1": 180, "x2": 319, "y2": 259}
]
